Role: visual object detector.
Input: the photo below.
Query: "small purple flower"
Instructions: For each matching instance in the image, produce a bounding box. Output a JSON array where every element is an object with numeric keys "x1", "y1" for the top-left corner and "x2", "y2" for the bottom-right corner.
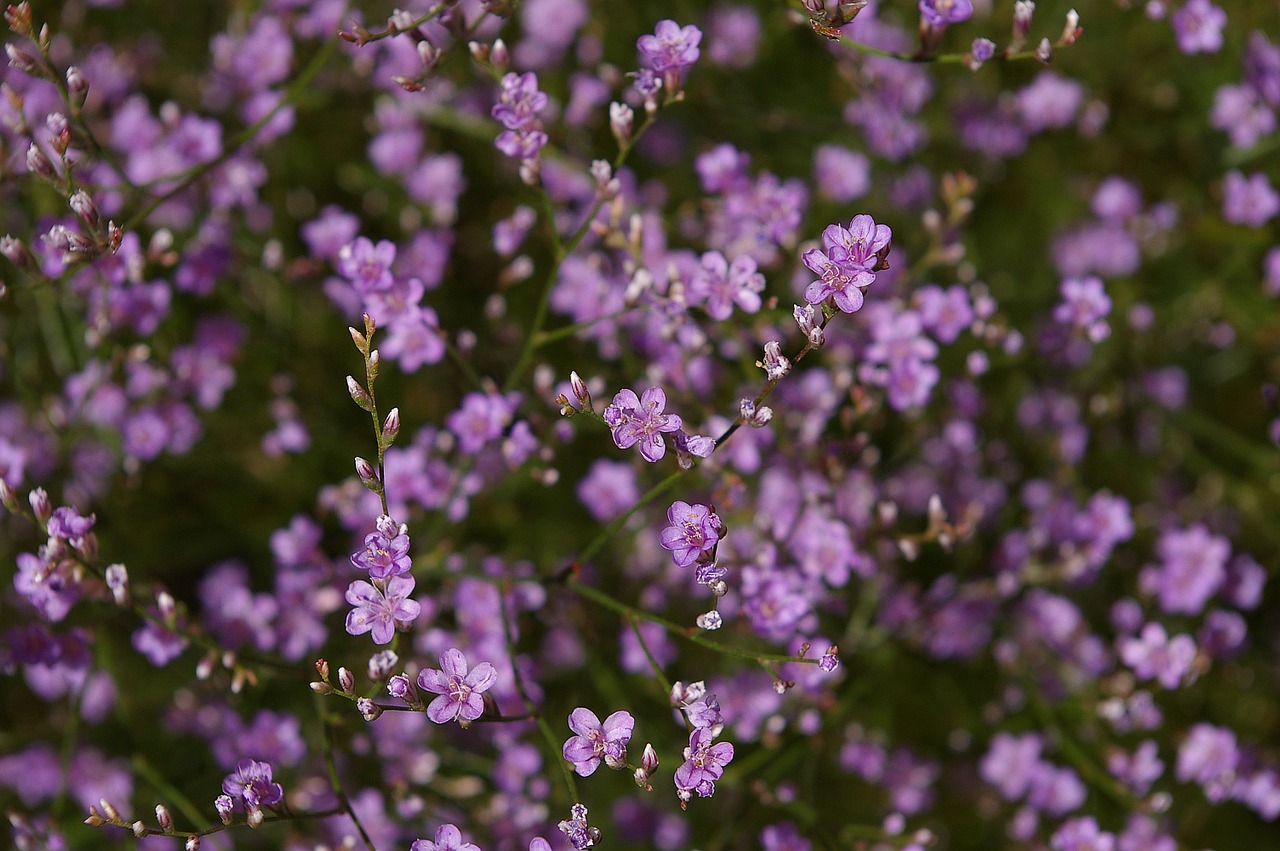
[
  {"x1": 344, "y1": 575, "x2": 421, "y2": 645},
  {"x1": 1176, "y1": 723, "x2": 1238, "y2": 801},
  {"x1": 221, "y1": 759, "x2": 284, "y2": 811},
  {"x1": 802, "y1": 214, "x2": 892, "y2": 314},
  {"x1": 659, "y1": 500, "x2": 723, "y2": 567},
  {"x1": 675, "y1": 727, "x2": 734, "y2": 800},
  {"x1": 1118, "y1": 622, "x2": 1197, "y2": 688},
  {"x1": 337, "y1": 237, "x2": 396, "y2": 294},
  {"x1": 603, "y1": 386, "x2": 683, "y2": 462},
  {"x1": 562, "y1": 707, "x2": 635, "y2": 776},
  {"x1": 1053, "y1": 276, "x2": 1112, "y2": 343},
  {"x1": 1222, "y1": 170, "x2": 1280, "y2": 227},
  {"x1": 491, "y1": 72, "x2": 548, "y2": 131},
  {"x1": 1171, "y1": 0, "x2": 1227, "y2": 54},
  {"x1": 637, "y1": 20, "x2": 702, "y2": 74},
  {"x1": 920, "y1": 0, "x2": 973, "y2": 28},
  {"x1": 411, "y1": 823, "x2": 481, "y2": 851},
  {"x1": 350, "y1": 515, "x2": 412, "y2": 579},
  {"x1": 46, "y1": 506, "x2": 95, "y2": 541},
  {"x1": 417, "y1": 648, "x2": 497, "y2": 724},
  {"x1": 495, "y1": 127, "x2": 549, "y2": 161},
  {"x1": 688, "y1": 252, "x2": 764, "y2": 321},
  {"x1": 557, "y1": 803, "x2": 601, "y2": 850}
]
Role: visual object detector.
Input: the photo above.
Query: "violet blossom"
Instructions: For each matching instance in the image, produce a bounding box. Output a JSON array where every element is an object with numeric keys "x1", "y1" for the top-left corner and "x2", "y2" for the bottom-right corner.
[
  {"x1": 603, "y1": 386, "x2": 683, "y2": 462},
  {"x1": 344, "y1": 575, "x2": 421, "y2": 645},
  {"x1": 562, "y1": 708, "x2": 635, "y2": 776},
  {"x1": 417, "y1": 648, "x2": 497, "y2": 725}
]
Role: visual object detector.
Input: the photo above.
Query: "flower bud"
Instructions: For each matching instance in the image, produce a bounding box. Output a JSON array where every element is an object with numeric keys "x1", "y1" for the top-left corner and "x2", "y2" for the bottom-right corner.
[
  {"x1": 29, "y1": 487, "x2": 51, "y2": 524},
  {"x1": 348, "y1": 326, "x2": 368, "y2": 352},
  {"x1": 309, "y1": 680, "x2": 334, "y2": 695},
  {"x1": 100, "y1": 799, "x2": 120, "y2": 821},
  {"x1": 355, "y1": 457, "x2": 379, "y2": 490},
  {"x1": 25, "y1": 141, "x2": 55, "y2": 178},
  {"x1": 132, "y1": 821, "x2": 147, "y2": 837},
  {"x1": 760, "y1": 341, "x2": 791, "y2": 380},
  {"x1": 609, "y1": 102, "x2": 633, "y2": 147},
  {"x1": 5, "y1": 42, "x2": 39, "y2": 75},
  {"x1": 315, "y1": 658, "x2": 331, "y2": 681},
  {"x1": 357, "y1": 697, "x2": 383, "y2": 721},
  {"x1": 66, "y1": 65, "x2": 88, "y2": 97},
  {"x1": 246, "y1": 806, "x2": 264, "y2": 828},
  {"x1": 105, "y1": 563, "x2": 128, "y2": 604},
  {"x1": 0, "y1": 234, "x2": 31, "y2": 268},
  {"x1": 155, "y1": 804, "x2": 174, "y2": 832},
  {"x1": 5, "y1": 3, "x2": 33, "y2": 37},
  {"x1": 69, "y1": 190, "x2": 99, "y2": 227},
  {"x1": 346, "y1": 375, "x2": 374, "y2": 411},
  {"x1": 186, "y1": 837, "x2": 200, "y2": 851},
  {"x1": 85, "y1": 807, "x2": 105, "y2": 827},
  {"x1": 1035, "y1": 37, "x2": 1052, "y2": 63},
  {"x1": 819, "y1": 646, "x2": 841, "y2": 672},
  {"x1": 368, "y1": 649, "x2": 399, "y2": 680},
  {"x1": 337, "y1": 666, "x2": 355, "y2": 694},
  {"x1": 490, "y1": 38, "x2": 509, "y2": 71},
  {"x1": 569, "y1": 371, "x2": 592, "y2": 408},
  {"x1": 381, "y1": 407, "x2": 400, "y2": 446}
]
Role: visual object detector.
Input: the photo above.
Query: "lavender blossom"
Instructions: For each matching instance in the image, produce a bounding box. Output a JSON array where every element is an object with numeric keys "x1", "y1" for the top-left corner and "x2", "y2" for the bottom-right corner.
[
  {"x1": 350, "y1": 515, "x2": 412, "y2": 579},
  {"x1": 659, "y1": 500, "x2": 723, "y2": 567},
  {"x1": 344, "y1": 575, "x2": 421, "y2": 645},
  {"x1": 562, "y1": 708, "x2": 635, "y2": 776},
  {"x1": 417, "y1": 648, "x2": 497, "y2": 725},
  {"x1": 603, "y1": 387, "x2": 683, "y2": 462},
  {"x1": 675, "y1": 727, "x2": 735, "y2": 800}
]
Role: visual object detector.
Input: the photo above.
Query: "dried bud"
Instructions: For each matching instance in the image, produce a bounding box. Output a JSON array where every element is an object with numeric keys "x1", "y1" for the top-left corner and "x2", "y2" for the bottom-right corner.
[
  {"x1": 155, "y1": 804, "x2": 174, "y2": 832},
  {"x1": 381, "y1": 407, "x2": 400, "y2": 446},
  {"x1": 315, "y1": 658, "x2": 331, "y2": 681},
  {"x1": 346, "y1": 375, "x2": 374, "y2": 411}
]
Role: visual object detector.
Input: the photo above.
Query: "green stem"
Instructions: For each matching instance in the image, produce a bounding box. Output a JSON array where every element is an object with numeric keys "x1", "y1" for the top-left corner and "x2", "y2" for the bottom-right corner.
[{"x1": 316, "y1": 696, "x2": 377, "y2": 851}]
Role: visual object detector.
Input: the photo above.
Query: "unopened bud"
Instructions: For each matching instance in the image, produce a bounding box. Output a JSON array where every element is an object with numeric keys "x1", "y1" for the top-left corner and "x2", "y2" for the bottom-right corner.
[
  {"x1": 641, "y1": 742, "x2": 659, "y2": 774},
  {"x1": 609, "y1": 102, "x2": 633, "y2": 147},
  {"x1": 84, "y1": 809, "x2": 105, "y2": 827},
  {"x1": 348, "y1": 326, "x2": 368, "y2": 352},
  {"x1": 760, "y1": 341, "x2": 791, "y2": 380},
  {"x1": 491, "y1": 38, "x2": 509, "y2": 70},
  {"x1": 355, "y1": 456, "x2": 379, "y2": 488},
  {"x1": 186, "y1": 836, "x2": 200, "y2": 851},
  {"x1": 246, "y1": 807, "x2": 264, "y2": 828},
  {"x1": 1035, "y1": 37, "x2": 1052, "y2": 63},
  {"x1": 338, "y1": 666, "x2": 355, "y2": 694},
  {"x1": 569, "y1": 371, "x2": 592, "y2": 408},
  {"x1": 155, "y1": 804, "x2": 174, "y2": 832},
  {"x1": 100, "y1": 799, "x2": 120, "y2": 821},
  {"x1": 0, "y1": 234, "x2": 31, "y2": 268},
  {"x1": 346, "y1": 376, "x2": 373, "y2": 411},
  {"x1": 132, "y1": 821, "x2": 147, "y2": 837},
  {"x1": 25, "y1": 141, "x2": 55, "y2": 178},
  {"x1": 1060, "y1": 9, "x2": 1081, "y2": 45},
  {"x1": 819, "y1": 646, "x2": 841, "y2": 672},
  {"x1": 66, "y1": 65, "x2": 88, "y2": 97},
  {"x1": 368, "y1": 649, "x2": 399, "y2": 680},
  {"x1": 417, "y1": 40, "x2": 440, "y2": 71},
  {"x1": 69, "y1": 190, "x2": 99, "y2": 227},
  {"x1": 381, "y1": 407, "x2": 400, "y2": 445},
  {"x1": 309, "y1": 681, "x2": 334, "y2": 695},
  {"x1": 28, "y1": 487, "x2": 50, "y2": 523},
  {"x1": 5, "y1": 42, "x2": 39, "y2": 75},
  {"x1": 105, "y1": 563, "x2": 129, "y2": 604}
]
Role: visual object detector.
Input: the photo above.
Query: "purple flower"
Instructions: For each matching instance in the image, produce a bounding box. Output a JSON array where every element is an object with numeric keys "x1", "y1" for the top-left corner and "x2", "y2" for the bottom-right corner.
[
  {"x1": 344, "y1": 575, "x2": 421, "y2": 645},
  {"x1": 1171, "y1": 0, "x2": 1227, "y2": 54},
  {"x1": 802, "y1": 214, "x2": 892, "y2": 314},
  {"x1": 411, "y1": 823, "x2": 481, "y2": 851},
  {"x1": 337, "y1": 237, "x2": 396, "y2": 294},
  {"x1": 1053, "y1": 276, "x2": 1112, "y2": 343},
  {"x1": 562, "y1": 707, "x2": 635, "y2": 776},
  {"x1": 557, "y1": 803, "x2": 601, "y2": 850},
  {"x1": 603, "y1": 386, "x2": 683, "y2": 462},
  {"x1": 221, "y1": 759, "x2": 284, "y2": 811},
  {"x1": 675, "y1": 727, "x2": 734, "y2": 799},
  {"x1": 659, "y1": 500, "x2": 723, "y2": 567},
  {"x1": 350, "y1": 515, "x2": 412, "y2": 579},
  {"x1": 688, "y1": 251, "x2": 765, "y2": 320},
  {"x1": 1176, "y1": 723, "x2": 1238, "y2": 801},
  {"x1": 1118, "y1": 622, "x2": 1197, "y2": 688},
  {"x1": 920, "y1": 0, "x2": 973, "y2": 28},
  {"x1": 492, "y1": 72, "x2": 548, "y2": 131},
  {"x1": 1147, "y1": 524, "x2": 1228, "y2": 615},
  {"x1": 1222, "y1": 170, "x2": 1280, "y2": 227},
  {"x1": 637, "y1": 20, "x2": 702, "y2": 74},
  {"x1": 495, "y1": 127, "x2": 549, "y2": 160},
  {"x1": 417, "y1": 648, "x2": 497, "y2": 724}
]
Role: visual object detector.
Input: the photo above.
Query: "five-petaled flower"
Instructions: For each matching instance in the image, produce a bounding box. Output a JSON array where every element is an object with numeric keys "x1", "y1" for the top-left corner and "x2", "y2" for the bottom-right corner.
[
  {"x1": 417, "y1": 648, "x2": 497, "y2": 725},
  {"x1": 802, "y1": 214, "x2": 892, "y2": 314},
  {"x1": 221, "y1": 759, "x2": 284, "y2": 812},
  {"x1": 411, "y1": 823, "x2": 482, "y2": 851},
  {"x1": 659, "y1": 501, "x2": 723, "y2": 567},
  {"x1": 345, "y1": 575, "x2": 421, "y2": 645},
  {"x1": 675, "y1": 727, "x2": 735, "y2": 800},
  {"x1": 603, "y1": 386, "x2": 683, "y2": 462},
  {"x1": 350, "y1": 514, "x2": 412, "y2": 579},
  {"x1": 562, "y1": 707, "x2": 636, "y2": 776}
]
